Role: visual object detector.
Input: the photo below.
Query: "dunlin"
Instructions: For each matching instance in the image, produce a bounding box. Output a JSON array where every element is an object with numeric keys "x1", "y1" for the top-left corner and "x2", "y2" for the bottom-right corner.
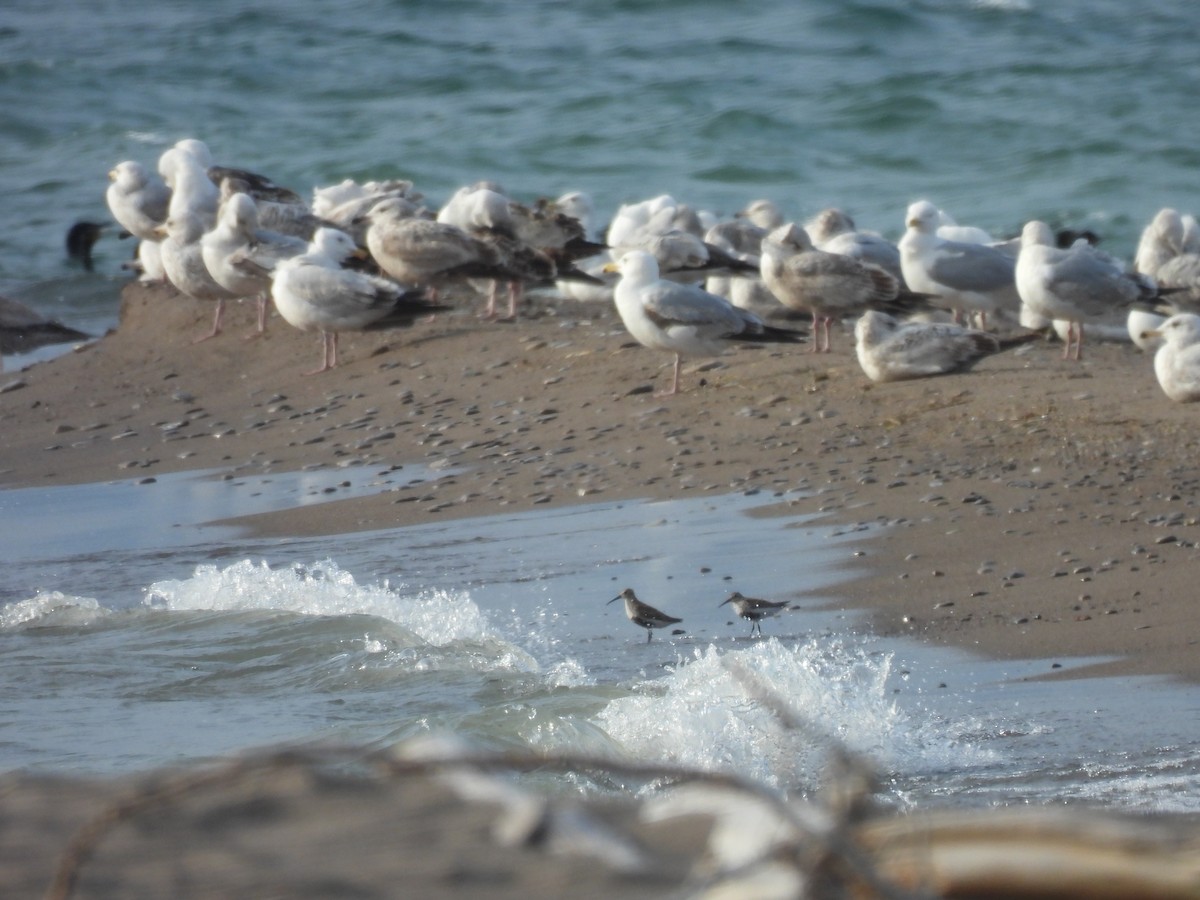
[
  {"x1": 608, "y1": 588, "x2": 682, "y2": 643},
  {"x1": 719, "y1": 591, "x2": 789, "y2": 637}
]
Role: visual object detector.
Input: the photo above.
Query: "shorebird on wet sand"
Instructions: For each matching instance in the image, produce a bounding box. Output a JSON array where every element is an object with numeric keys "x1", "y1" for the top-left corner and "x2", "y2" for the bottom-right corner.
[
  {"x1": 607, "y1": 588, "x2": 683, "y2": 642},
  {"x1": 719, "y1": 591, "x2": 790, "y2": 637}
]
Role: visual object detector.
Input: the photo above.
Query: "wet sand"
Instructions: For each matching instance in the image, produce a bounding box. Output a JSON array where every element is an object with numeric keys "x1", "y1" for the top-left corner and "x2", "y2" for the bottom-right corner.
[{"x1": 5, "y1": 280, "x2": 1200, "y2": 897}]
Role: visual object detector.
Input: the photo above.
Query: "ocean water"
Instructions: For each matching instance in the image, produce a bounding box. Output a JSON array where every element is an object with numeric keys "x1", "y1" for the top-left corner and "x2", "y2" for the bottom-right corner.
[
  {"x1": 3, "y1": 0, "x2": 1200, "y2": 812},
  {"x1": 3, "y1": 0, "x2": 1200, "y2": 341},
  {"x1": 2, "y1": 471, "x2": 1200, "y2": 813}
]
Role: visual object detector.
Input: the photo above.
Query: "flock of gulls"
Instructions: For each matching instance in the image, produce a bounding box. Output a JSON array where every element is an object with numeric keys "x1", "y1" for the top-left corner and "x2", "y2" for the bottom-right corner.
[
  {"x1": 101, "y1": 137, "x2": 1200, "y2": 402},
  {"x1": 95, "y1": 138, "x2": 1200, "y2": 643}
]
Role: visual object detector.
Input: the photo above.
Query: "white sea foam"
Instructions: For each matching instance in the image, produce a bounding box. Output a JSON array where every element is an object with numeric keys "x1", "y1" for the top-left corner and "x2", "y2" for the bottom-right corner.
[
  {"x1": 0, "y1": 591, "x2": 106, "y2": 629},
  {"x1": 145, "y1": 558, "x2": 499, "y2": 649},
  {"x1": 594, "y1": 638, "x2": 990, "y2": 792}
]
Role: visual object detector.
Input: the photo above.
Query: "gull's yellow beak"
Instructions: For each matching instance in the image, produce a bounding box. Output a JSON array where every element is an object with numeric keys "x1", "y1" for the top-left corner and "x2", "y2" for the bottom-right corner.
[
  {"x1": 108, "y1": 168, "x2": 118, "y2": 181},
  {"x1": 602, "y1": 262, "x2": 619, "y2": 274}
]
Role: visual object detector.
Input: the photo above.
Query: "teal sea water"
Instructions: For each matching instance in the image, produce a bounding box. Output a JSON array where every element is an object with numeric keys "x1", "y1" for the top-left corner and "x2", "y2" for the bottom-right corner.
[
  {"x1": 4, "y1": 0, "x2": 1200, "y2": 326},
  {"x1": 2, "y1": 0, "x2": 1200, "y2": 813}
]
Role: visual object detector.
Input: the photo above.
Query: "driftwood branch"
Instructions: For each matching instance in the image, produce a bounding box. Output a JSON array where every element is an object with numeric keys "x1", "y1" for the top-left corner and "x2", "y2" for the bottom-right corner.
[{"x1": 43, "y1": 728, "x2": 1200, "y2": 899}]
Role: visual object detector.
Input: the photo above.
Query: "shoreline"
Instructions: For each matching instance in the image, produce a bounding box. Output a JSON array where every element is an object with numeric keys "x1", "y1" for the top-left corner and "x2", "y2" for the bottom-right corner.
[{"x1": 2, "y1": 280, "x2": 1200, "y2": 681}]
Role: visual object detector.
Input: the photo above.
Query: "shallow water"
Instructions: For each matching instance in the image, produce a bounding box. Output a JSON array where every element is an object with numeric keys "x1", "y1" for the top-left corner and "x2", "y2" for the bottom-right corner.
[{"x1": 2, "y1": 473, "x2": 1198, "y2": 813}]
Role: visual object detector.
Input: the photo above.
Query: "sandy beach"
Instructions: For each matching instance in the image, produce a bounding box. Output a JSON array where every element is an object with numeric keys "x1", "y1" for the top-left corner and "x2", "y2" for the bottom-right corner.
[{"x1": 4, "y1": 280, "x2": 1200, "y2": 897}]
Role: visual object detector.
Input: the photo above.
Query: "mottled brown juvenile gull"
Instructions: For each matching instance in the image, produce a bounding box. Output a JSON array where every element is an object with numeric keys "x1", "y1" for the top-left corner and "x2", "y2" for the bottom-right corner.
[
  {"x1": 553, "y1": 191, "x2": 596, "y2": 236},
  {"x1": 760, "y1": 223, "x2": 903, "y2": 352},
  {"x1": 604, "y1": 250, "x2": 804, "y2": 396},
  {"x1": 804, "y1": 207, "x2": 905, "y2": 285},
  {"x1": 853, "y1": 310, "x2": 1028, "y2": 383},
  {"x1": 365, "y1": 198, "x2": 510, "y2": 293},
  {"x1": 735, "y1": 198, "x2": 785, "y2": 230},
  {"x1": 436, "y1": 183, "x2": 606, "y2": 318}
]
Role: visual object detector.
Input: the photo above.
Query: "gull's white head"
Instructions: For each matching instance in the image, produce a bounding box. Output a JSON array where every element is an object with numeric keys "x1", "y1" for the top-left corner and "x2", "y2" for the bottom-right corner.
[
  {"x1": 606, "y1": 249, "x2": 660, "y2": 282},
  {"x1": 854, "y1": 309, "x2": 898, "y2": 345},
  {"x1": 109, "y1": 160, "x2": 147, "y2": 186},
  {"x1": 1150, "y1": 313, "x2": 1200, "y2": 348},
  {"x1": 1020, "y1": 220, "x2": 1055, "y2": 249},
  {"x1": 763, "y1": 222, "x2": 811, "y2": 254},
  {"x1": 366, "y1": 196, "x2": 416, "y2": 224},
  {"x1": 905, "y1": 200, "x2": 940, "y2": 232},
  {"x1": 1151, "y1": 208, "x2": 1185, "y2": 248},
  {"x1": 310, "y1": 227, "x2": 361, "y2": 263},
  {"x1": 804, "y1": 208, "x2": 855, "y2": 244},
  {"x1": 174, "y1": 138, "x2": 214, "y2": 169},
  {"x1": 738, "y1": 198, "x2": 784, "y2": 230},
  {"x1": 219, "y1": 192, "x2": 258, "y2": 230}
]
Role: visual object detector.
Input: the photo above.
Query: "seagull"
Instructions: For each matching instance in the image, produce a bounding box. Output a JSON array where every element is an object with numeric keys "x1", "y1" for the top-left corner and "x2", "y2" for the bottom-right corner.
[
  {"x1": 201, "y1": 192, "x2": 309, "y2": 335},
  {"x1": 610, "y1": 196, "x2": 758, "y2": 284},
  {"x1": 157, "y1": 211, "x2": 239, "y2": 342},
  {"x1": 1134, "y1": 208, "x2": 1189, "y2": 278},
  {"x1": 364, "y1": 197, "x2": 520, "y2": 301},
  {"x1": 607, "y1": 588, "x2": 682, "y2": 642},
  {"x1": 853, "y1": 309, "x2": 1035, "y2": 383},
  {"x1": 605, "y1": 250, "x2": 805, "y2": 396},
  {"x1": 1016, "y1": 220, "x2": 1159, "y2": 360},
  {"x1": 759, "y1": 223, "x2": 906, "y2": 353},
  {"x1": 1147, "y1": 313, "x2": 1200, "y2": 402},
  {"x1": 437, "y1": 183, "x2": 606, "y2": 319},
  {"x1": 803, "y1": 207, "x2": 905, "y2": 286},
  {"x1": 158, "y1": 144, "x2": 220, "y2": 229},
  {"x1": 553, "y1": 190, "x2": 597, "y2": 236},
  {"x1": 735, "y1": 198, "x2": 785, "y2": 230},
  {"x1": 899, "y1": 200, "x2": 1019, "y2": 330},
  {"x1": 106, "y1": 160, "x2": 170, "y2": 241},
  {"x1": 270, "y1": 227, "x2": 438, "y2": 375},
  {"x1": 314, "y1": 178, "x2": 428, "y2": 241},
  {"x1": 718, "y1": 592, "x2": 790, "y2": 637},
  {"x1": 1151, "y1": 252, "x2": 1200, "y2": 312},
  {"x1": 703, "y1": 216, "x2": 769, "y2": 305}
]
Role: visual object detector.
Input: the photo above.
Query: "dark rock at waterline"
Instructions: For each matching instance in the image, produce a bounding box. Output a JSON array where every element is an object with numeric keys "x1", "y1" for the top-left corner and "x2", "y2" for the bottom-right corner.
[{"x1": 0, "y1": 295, "x2": 90, "y2": 355}]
